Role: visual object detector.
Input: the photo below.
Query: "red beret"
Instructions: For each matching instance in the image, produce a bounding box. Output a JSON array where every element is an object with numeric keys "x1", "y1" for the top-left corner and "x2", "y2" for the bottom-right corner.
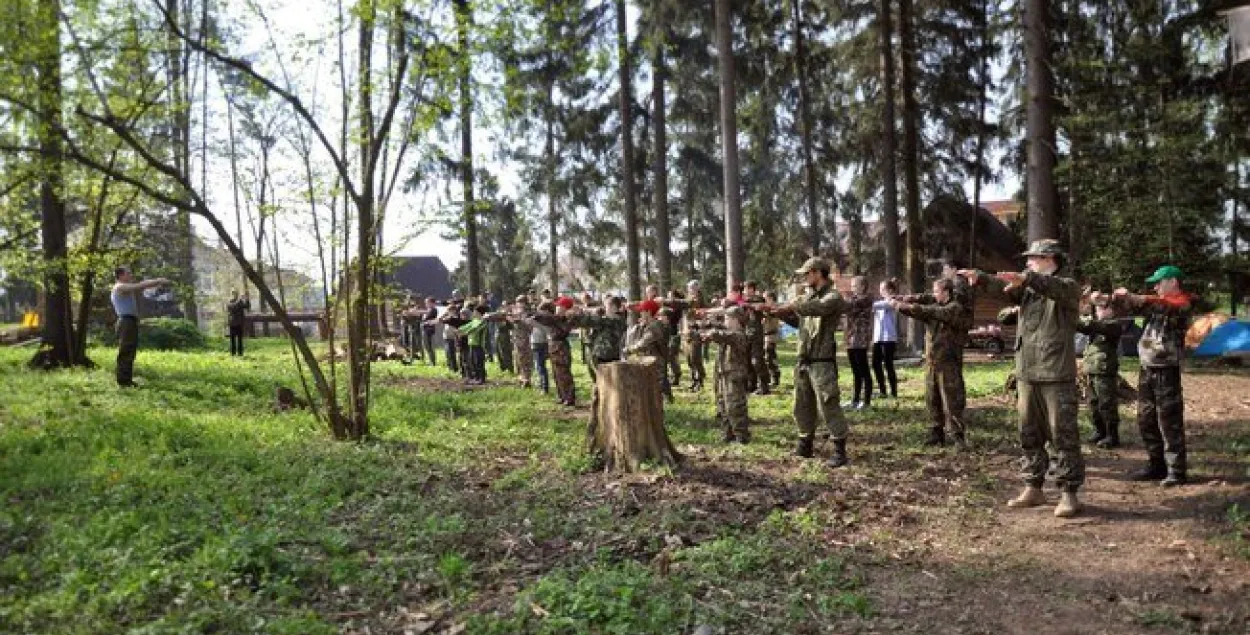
[
  {"x1": 555, "y1": 296, "x2": 575, "y2": 309},
  {"x1": 638, "y1": 299, "x2": 660, "y2": 315}
]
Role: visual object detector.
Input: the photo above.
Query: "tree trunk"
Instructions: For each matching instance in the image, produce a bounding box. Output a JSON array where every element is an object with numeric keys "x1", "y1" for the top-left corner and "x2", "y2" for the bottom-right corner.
[
  {"x1": 878, "y1": 0, "x2": 901, "y2": 279},
  {"x1": 166, "y1": 0, "x2": 198, "y2": 325},
  {"x1": 715, "y1": 0, "x2": 743, "y2": 290},
  {"x1": 617, "y1": 0, "x2": 641, "y2": 299},
  {"x1": 793, "y1": 0, "x2": 821, "y2": 257},
  {"x1": 590, "y1": 357, "x2": 682, "y2": 472},
  {"x1": 1024, "y1": 0, "x2": 1059, "y2": 242},
  {"x1": 546, "y1": 83, "x2": 558, "y2": 294},
  {"x1": 31, "y1": 0, "x2": 77, "y2": 370},
  {"x1": 651, "y1": 2, "x2": 671, "y2": 293},
  {"x1": 899, "y1": 0, "x2": 924, "y2": 352},
  {"x1": 456, "y1": 0, "x2": 481, "y2": 297},
  {"x1": 969, "y1": 0, "x2": 990, "y2": 269},
  {"x1": 347, "y1": 0, "x2": 376, "y2": 441},
  {"x1": 225, "y1": 95, "x2": 248, "y2": 298}
]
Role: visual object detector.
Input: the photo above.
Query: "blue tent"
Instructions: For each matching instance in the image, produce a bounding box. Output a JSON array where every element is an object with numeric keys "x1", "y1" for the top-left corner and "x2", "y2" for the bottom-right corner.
[{"x1": 1193, "y1": 320, "x2": 1250, "y2": 357}]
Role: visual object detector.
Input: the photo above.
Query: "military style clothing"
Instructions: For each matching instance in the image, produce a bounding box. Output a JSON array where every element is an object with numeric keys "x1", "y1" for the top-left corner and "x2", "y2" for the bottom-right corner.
[
  {"x1": 1076, "y1": 316, "x2": 1124, "y2": 442},
  {"x1": 665, "y1": 322, "x2": 683, "y2": 387},
  {"x1": 513, "y1": 318, "x2": 534, "y2": 386},
  {"x1": 843, "y1": 294, "x2": 875, "y2": 350},
  {"x1": 981, "y1": 270, "x2": 1085, "y2": 491},
  {"x1": 1118, "y1": 292, "x2": 1192, "y2": 475},
  {"x1": 496, "y1": 321, "x2": 515, "y2": 373},
  {"x1": 899, "y1": 299, "x2": 973, "y2": 440},
  {"x1": 667, "y1": 295, "x2": 706, "y2": 388},
  {"x1": 763, "y1": 315, "x2": 781, "y2": 386},
  {"x1": 531, "y1": 314, "x2": 577, "y2": 404},
  {"x1": 790, "y1": 282, "x2": 850, "y2": 441},
  {"x1": 741, "y1": 296, "x2": 770, "y2": 393},
  {"x1": 570, "y1": 313, "x2": 626, "y2": 364},
  {"x1": 705, "y1": 328, "x2": 750, "y2": 439}
]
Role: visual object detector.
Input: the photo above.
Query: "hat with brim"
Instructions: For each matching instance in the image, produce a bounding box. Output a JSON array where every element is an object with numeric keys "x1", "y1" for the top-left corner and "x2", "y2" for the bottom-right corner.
[
  {"x1": 794, "y1": 257, "x2": 830, "y2": 275},
  {"x1": 1145, "y1": 265, "x2": 1183, "y2": 284}
]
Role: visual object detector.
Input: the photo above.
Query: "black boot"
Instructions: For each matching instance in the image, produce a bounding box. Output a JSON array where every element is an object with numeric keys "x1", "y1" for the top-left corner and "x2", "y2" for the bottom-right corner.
[
  {"x1": 827, "y1": 439, "x2": 848, "y2": 468},
  {"x1": 924, "y1": 427, "x2": 946, "y2": 447},
  {"x1": 952, "y1": 431, "x2": 968, "y2": 450},
  {"x1": 795, "y1": 436, "x2": 814, "y2": 458},
  {"x1": 1161, "y1": 471, "x2": 1187, "y2": 487},
  {"x1": 721, "y1": 426, "x2": 736, "y2": 443},
  {"x1": 1096, "y1": 429, "x2": 1120, "y2": 449},
  {"x1": 1130, "y1": 459, "x2": 1167, "y2": 482}
]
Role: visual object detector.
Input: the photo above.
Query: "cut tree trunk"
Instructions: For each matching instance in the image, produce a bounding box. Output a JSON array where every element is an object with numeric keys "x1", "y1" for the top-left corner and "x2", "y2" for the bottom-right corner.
[{"x1": 590, "y1": 357, "x2": 681, "y2": 472}]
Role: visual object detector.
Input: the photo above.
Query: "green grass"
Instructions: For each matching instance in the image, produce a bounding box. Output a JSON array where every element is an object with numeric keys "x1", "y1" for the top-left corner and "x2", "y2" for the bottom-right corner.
[{"x1": 3, "y1": 339, "x2": 1234, "y2": 633}]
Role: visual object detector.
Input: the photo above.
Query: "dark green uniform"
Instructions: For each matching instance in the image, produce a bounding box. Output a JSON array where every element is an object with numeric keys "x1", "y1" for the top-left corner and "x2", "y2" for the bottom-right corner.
[
  {"x1": 1118, "y1": 293, "x2": 1191, "y2": 478},
  {"x1": 980, "y1": 270, "x2": 1085, "y2": 493},
  {"x1": 790, "y1": 282, "x2": 849, "y2": 441},
  {"x1": 624, "y1": 319, "x2": 671, "y2": 398},
  {"x1": 743, "y1": 296, "x2": 770, "y2": 394},
  {"x1": 495, "y1": 320, "x2": 515, "y2": 373},
  {"x1": 899, "y1": 298, "x2": 973, "y2": 445},
  {"x1": 706, "y1": 326, "x2": 751, "y2": 441},
  {"x1": 1075, "y1": 315, "x2": 1123, "y2": 445}
]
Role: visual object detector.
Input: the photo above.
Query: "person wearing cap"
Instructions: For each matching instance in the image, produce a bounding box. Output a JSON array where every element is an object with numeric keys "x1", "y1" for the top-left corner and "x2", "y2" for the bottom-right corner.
[
  {"x1": 1075, "y1": 296, "x2": 1124, "y2": 449},
  {"x1": 700, "y1": 304, "x2": 752, "y2": 443},
  {"x1": 890, "y1": 277, "x2": 974, "y2": 448},
  {"x1": 109, "y1": 266, "x2": 170, "y2": 387},
  {"x1": 1108, "y1": 265, "x2": 1193, "y2": 486},
  {"x1": 769, "y1": 257, "x2": 853, "y2": 467},
  {"x1": 530, "y1": 296, "x2": 579, "y2": 406},
  {"x1": 961, "y1": 238, "x2": 1085, "y2": 517}
]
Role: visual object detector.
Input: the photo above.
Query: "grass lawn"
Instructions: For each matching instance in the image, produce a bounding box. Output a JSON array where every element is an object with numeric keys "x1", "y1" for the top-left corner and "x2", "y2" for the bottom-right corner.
[{"x1": 2, "y1": 339, "x2": 1247, "y2": 634}]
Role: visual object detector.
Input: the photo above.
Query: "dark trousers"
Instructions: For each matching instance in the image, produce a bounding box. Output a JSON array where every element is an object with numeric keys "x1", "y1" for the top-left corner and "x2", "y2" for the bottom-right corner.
[
  {"x1": 1137, "y1": 366, "x2": 1186, "y2": 474},
  {"x1": 229, "y1": 325, "x2": 245, "y2": 356},
  {"x1": 468, "y1": 345, "x2": 487, "y2": 382},
  {"x1": 115, "y1": 316, "x2": 139, "y2": 386},
  {"x1": 532, "y1": 343, "x2": 550, "y2": 393},
  {"x1": 422, "y1": 329, "x2": 437, "y2": 366},
  {"x1": 445, "y1": 338, "x2": 459, "y2": 373},
  {"x1": 872, "y1": 341, "x2": 898, "y2": 397},
  {"x1": 848, "y1": 348, "x2": 872, "y2": 405},
  {"x1": 485, "y1": 324, "x2": 496, "y2": 361},
  {"x1": 458, "y1": 340, "x2": 470, "y2": 377}
]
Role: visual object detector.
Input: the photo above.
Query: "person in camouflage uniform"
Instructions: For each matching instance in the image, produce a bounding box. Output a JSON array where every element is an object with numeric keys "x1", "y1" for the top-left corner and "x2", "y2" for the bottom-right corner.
[
  {"x1": 963, "y1": 239, "x2": 1085, "y2": 518},
  {"x1": 511, "y1": 296, "x2": 534, "y2": 388},
  {"x1": 1109, "y1": 265, "x2": 1193, "y2": 486},
  {"x1": 623, "y1": 299, "x2": 672, "y2": 401},
  {"x1": 660, "y1": 304, "x2": 683, "y2": 389},
  {"x1": 762, "y1": 291, "x2": 782, "y2": 388},
  {"x1": 1075, "y1": 298, "x2": 1123, "y2": 448},
  {"x1": 742, "y1": 281, "x2": 771, "y2": 395},
  {"x1": 531, "y1": 297, "x2": 578, "y2": 406},
  {"x1": 664, "y1": 280, "x2": 706, "y2": 391},
  {"x1": 493, "y1": 301, "x2": 515, "y2": 373},
  {"x1": 892, "y1": 278, "x2": 974, "y2": 448},
  {"x1": 770, "y1": 257, "x2": 852, "y2": 467},
  {"x1": 569, "y1": 295, "x2": 627, "y2": 379},
  {"x1": 701, "y1": 305, "x2": 751, "y2": 443}
]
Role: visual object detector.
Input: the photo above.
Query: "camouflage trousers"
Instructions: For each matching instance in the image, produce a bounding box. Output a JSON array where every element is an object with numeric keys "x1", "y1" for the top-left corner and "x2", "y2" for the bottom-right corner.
[
  {"x1": 515, "y1": 340, "x2": 533, "y2": 386},
  {"x1": 1137, "y1": 366, "x2": 1186, "y2": 474},
  {"x1": 715, "y1": 373, "x2": 750, "y2": 438},
  {"x1": 497, "y1": 335, "x2": 514, "y2": 373},
  {"x1": 667, "y1": 337, "x2": 682, "y2": 386},
  {"x1": 551, "y1": 340, "x2": 576, "y2": 405},
  {"x1": 794, "y1": 362, "x2": 847, "y2": 441},
  {"x1": 1017, "y1": 380, "x2": 1085, "y2": 492},
  {"x1": 1087, "y1": 373, "x2": 1119, "y2": 438},
  {"x1": 925, "y1": 363, "x2": 966, "y2": 437},
  {"x1": 685, "y1": 339, "x2": 705, "y2": 386}
]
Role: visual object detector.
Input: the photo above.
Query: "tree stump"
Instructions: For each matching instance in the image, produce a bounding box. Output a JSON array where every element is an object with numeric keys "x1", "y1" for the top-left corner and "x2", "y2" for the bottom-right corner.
[{"x1": 590, "y1": 357, "x2": 682, "y2": 472}]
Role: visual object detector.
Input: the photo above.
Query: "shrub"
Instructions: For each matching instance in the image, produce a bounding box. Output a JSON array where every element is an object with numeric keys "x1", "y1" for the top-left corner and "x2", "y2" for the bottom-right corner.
[{"x1": 95, "y1": 317, "x2": 208, "y2": 351}]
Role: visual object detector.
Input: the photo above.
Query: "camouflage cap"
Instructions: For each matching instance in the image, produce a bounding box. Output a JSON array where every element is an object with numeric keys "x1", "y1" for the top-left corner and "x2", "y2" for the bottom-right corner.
[
  {"x1": 794, "y1": 257, "x2": 831, "y2": 275},
  {"x1": 1021, "y1": 239, "x2": 1065, "y2": 259}
]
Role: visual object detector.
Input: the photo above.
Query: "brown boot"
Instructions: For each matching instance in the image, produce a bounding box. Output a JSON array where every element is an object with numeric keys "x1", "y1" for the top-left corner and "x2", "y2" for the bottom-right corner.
[
  {"x1": 1054, "y1": 491, "x2": 1081, "y2": 518},
  {"x1": 1006, "y1": 485, "x2": 1045, "y2": 508}
]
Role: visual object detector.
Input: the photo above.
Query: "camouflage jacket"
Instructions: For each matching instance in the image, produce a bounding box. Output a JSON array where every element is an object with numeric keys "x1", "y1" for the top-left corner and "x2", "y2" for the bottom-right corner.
[
  {"x1": 704, "y1": 328, "x2": 749, "y2": 380},
  {"x1": 763, "y1": 315, "x2": 781, "y2": 346},
  {"x1": 791, "y1": 282, "x2": 849, "y2": 364},
  {"x1": 743, "y1": 294, "x2": 766, "y2": 341},
  {"x1": 624, "y1": 321, "x2": 669, "y2": 361},
  {"x1": 980, "y1": 271, "x2": 1080, "y2": 383},
  {"x1": 899, "y1": 299, "x2": 972, "y2": 368},
  {"x1": 1075, "y1": 316, "x2": 1123, "y2": 375},
  {"x1": 1116, "y1": 293, "x2": 1191, "y2": 368},
  {"x1": 843, "y1": 294, "x2": 875, "y2": 350},
  {"x1": 569, "y1": 313, "x2": 627, "y2": 362}
]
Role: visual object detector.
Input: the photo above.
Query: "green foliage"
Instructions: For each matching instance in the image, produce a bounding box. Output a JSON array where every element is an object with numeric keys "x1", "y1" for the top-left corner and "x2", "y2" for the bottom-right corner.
[{"x1": 95, "y1": 317, "x2": 209, "y2": 351}]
